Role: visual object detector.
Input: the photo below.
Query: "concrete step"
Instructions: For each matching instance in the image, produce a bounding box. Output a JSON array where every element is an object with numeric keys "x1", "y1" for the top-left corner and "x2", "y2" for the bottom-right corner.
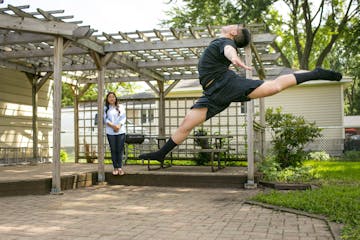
[
  {"x1": 0, "y1": 172, "x2": 97, "y2": 197},
  {"x1": 0, "y1": 165, "x2": 256, "y2": 196},
  {"x1": 106, "y1": 172, "x2": 248, "y2": 189}
]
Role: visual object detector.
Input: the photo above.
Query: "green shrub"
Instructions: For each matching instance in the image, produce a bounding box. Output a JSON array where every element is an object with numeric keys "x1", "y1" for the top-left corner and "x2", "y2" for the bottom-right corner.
[
  {"x1": 257, "y1": 156, "x2": 317, "y2": 183},
  {"x1": 265, "y1": 107, "x2": 322, "y2": 169},
  {"x1": 60, "y1": 149, "x2": 68, "y2": 163},
  {"x1": 277, "y1": 165, "x2": 317, "y2": 183},
  {"x1": 257, "y1": 156, "x2": 280, "y2": 181},
  {"x1": 194, "y1": 128, "x2": 211, "y2": 165},
  {"x1": 343, "y1": 151, "x2": 360, "y2": 161},
  {"x1": 307, "y1": 151, "x2": 330, "y2": 161}
]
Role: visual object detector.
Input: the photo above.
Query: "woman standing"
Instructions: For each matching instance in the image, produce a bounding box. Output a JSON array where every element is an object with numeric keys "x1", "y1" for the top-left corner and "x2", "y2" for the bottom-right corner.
[{"x1": 104, "y1": 92, "x2": 126, "y2": 175}]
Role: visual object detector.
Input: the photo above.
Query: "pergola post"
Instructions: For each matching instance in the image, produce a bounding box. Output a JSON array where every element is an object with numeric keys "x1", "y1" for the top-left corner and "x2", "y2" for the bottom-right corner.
[
  {"x1": 31, "y1": 77, "x2": 39, "y2": 165},
  {"x1": 26, "y1": 72, "x2": 53, "y2": 165},
  {"x1": 51, "y1": 36, "x2": 63, "y2": 194},
  {"x1": 158, "y1": 81, "x2": 166, "y2": 138},
  {"x1": 25, "y1": 73, "x2": 40, "y2": 165},
  {"x1": 97, "y1": 64, "x2": 106, "y2": 183},
  {"x1": 74, "y1": 90, "x2": 80, "y2": 163},
  {"x1": 90, "y1": 52, "x2": 115, "y2": 183},
  {"x1": 244, "y1": 44, "x2": 257, "y2": 189},
  {"x1": 259, "y1": 98, "x2": 266, "y2": 159}
]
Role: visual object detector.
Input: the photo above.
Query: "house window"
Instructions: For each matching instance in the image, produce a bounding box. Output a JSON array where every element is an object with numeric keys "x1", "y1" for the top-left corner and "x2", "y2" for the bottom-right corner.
[
  {"x1": 240, "y1": 102, "x2": 247, "y2": 113},
  {"x1": 141, "y1": 109, "x2": 154, "y2": 124},
  {"x1": 149, "y1": 109, "x2": 154, "y2": 122},
  {"x1": 141, "y1": 110, "x2": 147, "y2": 124}
]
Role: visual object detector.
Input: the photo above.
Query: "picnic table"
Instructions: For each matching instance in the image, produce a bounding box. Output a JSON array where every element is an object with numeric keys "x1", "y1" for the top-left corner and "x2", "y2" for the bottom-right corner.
[
  {"x1": 147, "y1": 135, "x2": 233, "y2": 172},
  {"x1": 0, "y1": 146, "x2": 27, "y2": 165}
]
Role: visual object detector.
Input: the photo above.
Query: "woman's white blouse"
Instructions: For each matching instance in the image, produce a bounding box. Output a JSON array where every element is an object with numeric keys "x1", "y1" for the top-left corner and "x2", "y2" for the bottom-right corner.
[{"x1": 104, "y1": 104, "x2": 126, "y2": 135}]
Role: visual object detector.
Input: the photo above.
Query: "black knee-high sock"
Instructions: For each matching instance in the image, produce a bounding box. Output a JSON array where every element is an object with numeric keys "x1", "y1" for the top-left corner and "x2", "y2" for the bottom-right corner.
[
  {"x1": 294, "y1": 67, "x2": 342, "y2": 85},
  {"x1": 139, "y1": 138, "x2": 177, "y2": 162}
]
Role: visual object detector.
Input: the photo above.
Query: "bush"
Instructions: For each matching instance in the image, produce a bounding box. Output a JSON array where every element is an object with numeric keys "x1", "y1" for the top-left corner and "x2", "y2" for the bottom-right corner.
[
  {"x1": 60, "y1": 149, "x2": 68, "y2": 163},
  {"x1": 307, "y1": 151, "x2": 330, "y2": 161},
  {"x1": 265, "y1": 107, "x2": 322, "y2": 169},
  {"x1": 257, "y1": 156, "x2": 317, "y2": 183},
  {"x1": 257, "y1": 156, "x2": 281, "y2": 181},
  {"x1": 194, "y1": 128, "x2": 211, "y2": 165},
  {"x1": 343, "y1": 151, "x2": 360, "y2": 161},
  {"x1": 276, "y1": 165, "x2": 317, "y2": 183}
]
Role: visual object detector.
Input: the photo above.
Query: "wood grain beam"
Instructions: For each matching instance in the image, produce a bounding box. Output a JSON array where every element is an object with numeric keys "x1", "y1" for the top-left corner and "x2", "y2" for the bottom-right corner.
[
  {"x1": 0, "y1": 31, "x2": 53, "y2": 46},
  {"x1": 0, "y1": 46, "x2": 87, "y2": 59},
  {"x1": 104, "y1": 33, "x2": 276, "y2": 52},
  {"x1": 0, "y1": 59, "x2": 35, "y2": 73},
  {"x1": 0, "y1": 14, "x2": 89, "y2": 37}
]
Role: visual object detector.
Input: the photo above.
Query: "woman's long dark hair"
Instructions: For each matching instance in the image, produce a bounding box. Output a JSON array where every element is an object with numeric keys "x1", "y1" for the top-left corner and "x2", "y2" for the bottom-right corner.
[{"x1": 105, "y1": 92, "x2": 120, "y2": 115}]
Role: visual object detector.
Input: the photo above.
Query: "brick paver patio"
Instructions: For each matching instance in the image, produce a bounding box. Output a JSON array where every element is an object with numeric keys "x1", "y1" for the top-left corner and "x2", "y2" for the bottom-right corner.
[{"x1": 0, "y1": 184, "x2": 335, "y2": 240}]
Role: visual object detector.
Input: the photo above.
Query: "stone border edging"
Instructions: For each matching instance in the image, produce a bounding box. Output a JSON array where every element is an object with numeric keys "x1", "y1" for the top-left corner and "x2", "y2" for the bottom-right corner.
[
  {"x1": 259, "y1": 181, "x2": 312, "y2": 190},
  {"x1": 244, "y1": 200, "x2": 343, "y2": 240}
]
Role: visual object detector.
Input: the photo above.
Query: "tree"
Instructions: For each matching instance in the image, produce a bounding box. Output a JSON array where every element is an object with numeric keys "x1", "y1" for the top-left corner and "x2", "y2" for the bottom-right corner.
[
  {"x1": 61, "y1": 82, "x2": 140, "y2": 107},
  {"x1": 162, "y1": 0, "x2": 275, "y2": 27},
  {"x1": 328, "y1": 17, "x2": 360, "y2": 115},
  {"x1": 276, "y1": 0, "x2": 358, "y2": 69},
  {"x1": 163, "y1": 0, "x2": 359, "y2": 70}
]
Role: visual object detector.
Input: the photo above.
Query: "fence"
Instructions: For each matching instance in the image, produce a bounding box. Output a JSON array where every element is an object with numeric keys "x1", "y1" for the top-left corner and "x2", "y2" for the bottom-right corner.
[
  {"x1": 74, "y1": 96, "x2": 347, "y2": 163},
  {"x1": 0, "y1": 147, "x2": 51, "y2": 166},
  {"x1": 77, "y1": 97, "x2": 251, "y2": 163}
]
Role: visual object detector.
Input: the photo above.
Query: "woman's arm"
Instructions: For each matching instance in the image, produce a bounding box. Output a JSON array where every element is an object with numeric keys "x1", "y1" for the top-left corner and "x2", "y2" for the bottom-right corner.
[
  {"x1": 110, "y1": 106, "x2": 126, "y2": 132},
  {"x1": 104, "y1": 107, "x2": 120, "y2": 132}
]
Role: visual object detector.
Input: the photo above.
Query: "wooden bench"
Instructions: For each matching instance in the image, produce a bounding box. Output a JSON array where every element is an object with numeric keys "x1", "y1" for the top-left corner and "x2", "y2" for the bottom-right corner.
[
  {"x1": 146, "y1": 148, "x2": 229, "y2": 172},
  {"x1": 180, "y1": 148, "x2": 228, "y2": 172},
  {"x1": 146, "y1": 135, "x2": 233, "y2": 172},
  {"x1": 0, "y1": 147, "x2": 27, "y2": 165}
]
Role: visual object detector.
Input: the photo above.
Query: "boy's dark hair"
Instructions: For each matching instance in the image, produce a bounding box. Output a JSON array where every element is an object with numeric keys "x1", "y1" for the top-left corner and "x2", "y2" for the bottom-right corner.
[{"x1": 234, "y1": 28, "x2": 251, "y2": 48}]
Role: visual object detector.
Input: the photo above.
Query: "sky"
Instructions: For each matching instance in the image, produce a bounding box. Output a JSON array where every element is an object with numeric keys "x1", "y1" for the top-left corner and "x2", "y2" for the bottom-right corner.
[{"x1": 2, "y1": 0, "x2": 176, "y2": 33}]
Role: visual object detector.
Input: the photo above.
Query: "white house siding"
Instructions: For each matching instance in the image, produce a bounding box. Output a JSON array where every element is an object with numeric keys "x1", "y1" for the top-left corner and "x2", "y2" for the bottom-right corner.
[
  {"x1": 264, "y1": 82, "x2": 345, "y2": 155},
  {"x1": 61, "y1": 107, "x2": 75, "y2": 149},
  {"x1": 0, "y1": 68, "x2": 53, "y2": 161}
]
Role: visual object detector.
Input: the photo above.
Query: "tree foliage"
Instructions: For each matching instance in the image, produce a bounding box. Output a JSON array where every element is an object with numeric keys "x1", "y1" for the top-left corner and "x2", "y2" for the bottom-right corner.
[
  {"x1": 163, "y1": 0, "x2": 359, "y2": 70},
  {"x1": 328, "y1": 17, "x2": 360, "y2": 115},
  {"x1": 61, "y1": 82, "x2": 139, "y2": 107},
  {"x1": 163, "y1": 0, "x2": 360, "y2": 114},
  {"x1": 162, "y1": 0, "x2": 274, "y2": 27}
]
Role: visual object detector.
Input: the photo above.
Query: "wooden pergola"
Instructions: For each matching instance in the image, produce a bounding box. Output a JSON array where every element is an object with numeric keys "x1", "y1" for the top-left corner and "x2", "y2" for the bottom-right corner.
[{"x1": 0, "y1": 4, "x2": 283, "y2": 192}]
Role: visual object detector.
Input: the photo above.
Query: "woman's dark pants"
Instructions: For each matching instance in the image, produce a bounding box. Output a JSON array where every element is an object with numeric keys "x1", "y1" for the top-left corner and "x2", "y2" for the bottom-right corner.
[{"x1": 106, "y1": 134, "x2": 126, "y2": 168}]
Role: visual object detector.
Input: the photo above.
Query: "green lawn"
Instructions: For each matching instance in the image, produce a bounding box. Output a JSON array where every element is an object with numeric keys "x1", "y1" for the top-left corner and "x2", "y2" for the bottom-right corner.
[
  {"x1": 252, "y1": 160, "x2": 360, "y2": 240},
  {"x1": 305, "y1": 160, "x2": 360, "y2": 183}
]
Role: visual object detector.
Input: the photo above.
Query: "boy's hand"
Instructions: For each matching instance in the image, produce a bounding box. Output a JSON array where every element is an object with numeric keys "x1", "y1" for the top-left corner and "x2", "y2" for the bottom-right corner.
[{"x1": 231, "y1": 57, "x2": 253, "y2": 71}]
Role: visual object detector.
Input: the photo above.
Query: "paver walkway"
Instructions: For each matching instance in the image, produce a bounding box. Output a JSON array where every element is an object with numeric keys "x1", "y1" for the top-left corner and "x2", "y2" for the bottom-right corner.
[{"x1": 0, "y1": 185, "x2": 335, "y2": 240}]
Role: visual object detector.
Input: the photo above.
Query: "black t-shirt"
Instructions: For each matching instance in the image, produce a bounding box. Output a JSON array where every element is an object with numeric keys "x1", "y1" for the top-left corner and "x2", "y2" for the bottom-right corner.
[{"x1": 198, "y1": 37, "x2": 237, "y2": 86}]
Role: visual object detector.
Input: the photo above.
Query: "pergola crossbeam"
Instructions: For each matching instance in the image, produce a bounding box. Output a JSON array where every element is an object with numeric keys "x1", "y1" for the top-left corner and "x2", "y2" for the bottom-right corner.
[
  {"x1": 104, "y1": 33, "x2": 276, "y2": 52},
  {"x1": 0, "y1": 46, "x2": 88, "y2": 59},
  {"x1": 7, "y1": 4, "x2": 35, "y2": 18},
  {"x1": 0, "y1": 31, "x2": 54, "y2": 45},
  {"x1": 0, "y1": 59, "x2": 35, "y2": 73},
  {"x1": 0, "y1": 14, "x2": 89, "y2": 37}
]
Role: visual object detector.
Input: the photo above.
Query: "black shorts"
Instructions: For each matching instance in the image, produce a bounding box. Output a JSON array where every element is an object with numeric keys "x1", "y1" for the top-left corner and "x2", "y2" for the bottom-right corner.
[{"x1": 191, "y1": 70, "x2": 264, "y2": 120}]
